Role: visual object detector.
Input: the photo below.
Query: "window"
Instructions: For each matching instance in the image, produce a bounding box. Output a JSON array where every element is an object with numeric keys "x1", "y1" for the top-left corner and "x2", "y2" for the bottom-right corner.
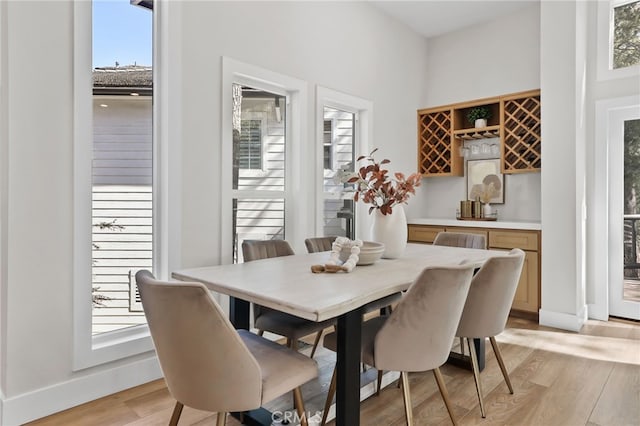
[
  {"x1": 73, "y1": 0, "x2": 162, "y2": 369},
  {"x1": 239, "y1": 119, "x2": 263, "y2": 170},
  {"x1": 324, "y1": 119, "x2": 334, "y2": 170},
  {"x1": 597, "y1": 0, "x2": 640, "y2": 80},
  {"x1": 315, "y1": 87, "x2": 373, "y2": 240},
  {"x1": 222, "y1": 58, "x2": 308, "y2": 268},
  {"x1": 613, "y1": 1, "x2": 640, "y2": 69},
  {"x1": 91, "y1": 0, "x2": 153, "y2": 335}
]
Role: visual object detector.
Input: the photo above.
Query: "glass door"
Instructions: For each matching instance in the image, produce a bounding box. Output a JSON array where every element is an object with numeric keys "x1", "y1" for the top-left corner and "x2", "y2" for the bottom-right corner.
[{"x1": 611, "y1": 108, "x2": 640, "y2": 320}]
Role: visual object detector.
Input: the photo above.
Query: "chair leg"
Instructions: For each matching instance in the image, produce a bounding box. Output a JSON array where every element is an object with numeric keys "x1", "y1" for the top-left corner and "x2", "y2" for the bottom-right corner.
[
  {"x1": 400, "y1": 371, "x2": 413, "y2": 426},
  {"x1": 467, "y1": 338, "x2": 486, "y2": 418},
  {"x1": 293, "y1": 387, "x2": 308, "y2": 426},
  {"x1": 257, "y1": 329, "x2": 264, "y2": 337},
  {"x1": 376, "y1": 369, "x2": 384, "y2": 396},
  {"x1": 459, "y1": 336, "x2": 465, "y2": 357},
  {"x1": 321, "y1": 367, "x2": 337, "y2": 426},
  {"x1": 216, "y1": 411, "x2": 227, "y2": 426},
  {"x1": 310, "y1": 329, "x2": 323, "y2": 358},
  {"x1": 433, "y1": 368, "x2": 457, "y2": 426},
  {"x1": 490, "y1": 336, "x2": 514, "y2": 394},
  {"x1": 169, "y1": 401, "x2": 183, "y2": 426}
]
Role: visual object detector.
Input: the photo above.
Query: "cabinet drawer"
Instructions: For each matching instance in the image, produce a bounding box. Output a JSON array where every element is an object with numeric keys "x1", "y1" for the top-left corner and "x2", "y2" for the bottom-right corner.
[
  {"x1": 489, "y1": 230, "x2": 539, "y2": 251},
  {"x1": 408, "y1": 225, "x2": 445, "y2": 244}
]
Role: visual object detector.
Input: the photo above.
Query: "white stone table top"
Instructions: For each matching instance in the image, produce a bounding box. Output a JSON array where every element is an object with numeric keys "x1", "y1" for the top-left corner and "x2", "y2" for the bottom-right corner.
[{"x1": 172, "y1": 243, "x2": 505, "y2": 322}]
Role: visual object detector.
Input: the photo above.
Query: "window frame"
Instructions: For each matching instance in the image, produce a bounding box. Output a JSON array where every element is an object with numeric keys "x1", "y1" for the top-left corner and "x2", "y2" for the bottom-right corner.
[
  {"x1": 597, "y1": 0, "x2": 640, "y2": 81},
  {"x1": 315, "y1": 87, "x2": 373, "y2": 239},
  {"x1": 221, "y1": 58, "x2": 309, "y2": 273},
  {"x1": 72, "y1": 0, "x2": 180, "y2": 369}
]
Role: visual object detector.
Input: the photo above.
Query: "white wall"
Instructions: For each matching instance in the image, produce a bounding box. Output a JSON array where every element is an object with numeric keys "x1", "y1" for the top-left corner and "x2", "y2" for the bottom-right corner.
[
  {"x1": 0, "y1": 0, "x2": 428, "y2": 423},
  {"x1": 178, "y1": 1, "x2": 429, "y2": 268},
  {"x1": 408, "y1": 4, "x2": 542, "y2": 221}
]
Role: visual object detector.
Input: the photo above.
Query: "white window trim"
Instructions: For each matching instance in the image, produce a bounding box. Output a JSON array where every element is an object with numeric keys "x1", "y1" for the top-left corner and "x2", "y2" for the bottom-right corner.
[
  {"x1": 596, "y1": 0, "x2": 640, "y2": 81},
  {"x1": 0, "y1": 0, "x2": 7, "y2": 410},
  {"x1": 72, "y1": 0, "x2": 181, "y2": 370},
  {"x1": 315, "y1": 87, "x2": 373, "y2": 240},
  {"x1": 221, "y1": 58, "x2": 309, "y2": 267}
]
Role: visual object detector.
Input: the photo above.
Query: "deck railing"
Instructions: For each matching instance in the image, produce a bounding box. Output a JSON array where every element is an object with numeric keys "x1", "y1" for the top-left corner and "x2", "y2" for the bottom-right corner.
[{"x1": 624, "y1": 214, "x2": 640, "y2": 277}]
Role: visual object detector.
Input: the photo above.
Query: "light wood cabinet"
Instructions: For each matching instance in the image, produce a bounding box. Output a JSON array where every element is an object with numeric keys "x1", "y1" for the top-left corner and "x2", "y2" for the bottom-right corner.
[
  {"x1": 417, "y1": 89, "x2": 541, "y2": 176},
  {"x1": 408, "y1": 225, "x2": 444, "y2": 243},
  {"x1": 407, "y1": 224, "x2": 541, "y2": 315}
]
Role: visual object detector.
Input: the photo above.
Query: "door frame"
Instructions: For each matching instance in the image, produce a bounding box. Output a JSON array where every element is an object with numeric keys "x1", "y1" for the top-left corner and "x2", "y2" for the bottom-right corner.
[{"x1": 591, "y1": 95, "x2": 640, "y2": 320}]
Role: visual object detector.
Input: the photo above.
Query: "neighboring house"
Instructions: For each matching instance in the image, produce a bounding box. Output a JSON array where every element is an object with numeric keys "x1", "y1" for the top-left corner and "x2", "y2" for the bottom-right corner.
[{"x1": 92, "y1": 65, "x2": 152, "y2": 333}]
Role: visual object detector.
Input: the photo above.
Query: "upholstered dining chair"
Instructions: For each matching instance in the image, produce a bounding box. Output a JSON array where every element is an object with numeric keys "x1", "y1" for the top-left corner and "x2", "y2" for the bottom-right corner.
[
  {"x1": 242, "y1": 239, "x2": 336, "y2": 358},
  {"x1": 135, "y1": 270, "x2": 318, "y2": 426},
  {"x1": 433, "y1": 231, "x2": 487, "y2": 358},
  {"x1": 304, "y1": 236, "x2": 337, "y2": 254},
  {"x1": 456, "y1": 248, "x2": 525, "y2": 418},
  {"x1": 320, "y1": 264, "x2": 476, "y2": 426},
  {"x1": 433, "y1": 231, "x2": 487, "y2": 249}
]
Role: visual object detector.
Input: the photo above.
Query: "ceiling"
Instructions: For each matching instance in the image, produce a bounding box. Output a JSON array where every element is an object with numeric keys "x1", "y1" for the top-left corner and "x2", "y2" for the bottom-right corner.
[{"x1": 371, "y1": 1, "x2": 539, "y2": 39}]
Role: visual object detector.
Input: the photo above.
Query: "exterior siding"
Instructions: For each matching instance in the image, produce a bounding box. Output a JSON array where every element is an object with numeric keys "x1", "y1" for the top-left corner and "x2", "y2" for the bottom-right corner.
[{"x1": 92, "y1": 97, "x2": 152, "y2": 334}]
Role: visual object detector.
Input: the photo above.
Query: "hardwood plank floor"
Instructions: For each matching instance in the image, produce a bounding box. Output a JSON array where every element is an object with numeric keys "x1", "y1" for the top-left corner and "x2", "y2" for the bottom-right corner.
[{"x1": 27, "y1": 317, "x2": 640, "y2": 426}]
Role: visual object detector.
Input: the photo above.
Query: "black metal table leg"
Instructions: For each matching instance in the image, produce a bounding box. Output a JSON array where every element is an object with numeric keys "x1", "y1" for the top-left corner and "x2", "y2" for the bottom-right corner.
[
  {"x1": 336, "y1": 307, "x2": 363, "y2": 426},
  {"x1": 447, "y1": 337, "x2": 486, "y2": 371},
  {"x1": 230, "y1": 296, "x2": 250, "y2": 330}
]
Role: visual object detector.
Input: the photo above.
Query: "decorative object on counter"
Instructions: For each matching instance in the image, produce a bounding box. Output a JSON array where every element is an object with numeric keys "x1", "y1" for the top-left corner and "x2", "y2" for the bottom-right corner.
[
  {"x1": 467, "y1": 159, "x2": 504, "y2": 204},
  {"x1": 341, "y1": 148, "x2": 422, "y2": 258},
  {"x1": 467, "y1": 106, "x2": 492, "y2": 128},
  {"x1": 457, "y1": 199, "x2": 498, "y2": 221}
]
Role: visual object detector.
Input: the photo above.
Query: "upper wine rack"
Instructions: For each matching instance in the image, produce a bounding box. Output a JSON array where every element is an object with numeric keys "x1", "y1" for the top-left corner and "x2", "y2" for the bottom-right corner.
[{"x1": 417, "y1": 89, "x2": 541, "y2": 176}]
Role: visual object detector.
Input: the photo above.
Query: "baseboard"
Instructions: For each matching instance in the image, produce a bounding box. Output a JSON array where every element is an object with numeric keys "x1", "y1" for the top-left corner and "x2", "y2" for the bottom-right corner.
[
  {"x1": 1, "y1": 355, "x2": 162, "y2": 425},
  {"x1": 539, "y1": 305, "x2": 588, "y2": 332}
]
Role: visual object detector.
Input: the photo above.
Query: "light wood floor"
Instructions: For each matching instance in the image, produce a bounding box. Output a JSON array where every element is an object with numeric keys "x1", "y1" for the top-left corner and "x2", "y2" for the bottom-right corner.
[{"x1": 27, "y1": 317, "x2": 640, "y2": 426}]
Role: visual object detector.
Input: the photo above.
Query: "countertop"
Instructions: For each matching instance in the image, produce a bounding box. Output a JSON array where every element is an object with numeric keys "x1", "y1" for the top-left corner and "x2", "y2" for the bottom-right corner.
[{"x1": 408, "y1": 217, "x2": 541, "y2": 231}]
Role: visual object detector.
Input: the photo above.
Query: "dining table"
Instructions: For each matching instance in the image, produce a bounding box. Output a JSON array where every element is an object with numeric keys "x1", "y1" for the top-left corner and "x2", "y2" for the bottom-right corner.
[{"x1": 172, "y1": 242, "x2": 505, "y2": 426}]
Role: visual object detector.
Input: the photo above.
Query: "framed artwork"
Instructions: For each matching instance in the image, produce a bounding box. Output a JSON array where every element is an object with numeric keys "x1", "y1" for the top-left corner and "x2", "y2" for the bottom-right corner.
[{"x1": 467, "y1": 159, "x2": 504, "y2": 204}]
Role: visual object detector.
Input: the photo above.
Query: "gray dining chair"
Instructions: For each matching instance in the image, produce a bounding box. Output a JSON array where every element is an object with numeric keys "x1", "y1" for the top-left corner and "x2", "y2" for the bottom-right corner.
[
  {"x1": 304, "y1": 236, "x2": 337, "y2": 253},
  {"x1": 433, "y1": 230, "x2": 487, "y2": 357},
  {"x1": 433, "y1": 231, "x2": 487, "y2": 249},
  {"x1": 320, "y1": 264, "x2": 476, "y2": 426},
  {"x1": 242, "y1": 239, "x2": 337, "y2": 358},
  {"x1": 135, "y1": 270, "x2": 318, "y2": 426},
  {"x1": 456, "y1": 248, "x2": 525, "y2": 418}
]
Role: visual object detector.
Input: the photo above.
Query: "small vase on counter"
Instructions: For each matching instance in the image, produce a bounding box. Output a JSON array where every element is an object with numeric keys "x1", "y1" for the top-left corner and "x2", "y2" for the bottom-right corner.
[{"x1": 483, "y1": 202, "x2": 492, "y2": 218}]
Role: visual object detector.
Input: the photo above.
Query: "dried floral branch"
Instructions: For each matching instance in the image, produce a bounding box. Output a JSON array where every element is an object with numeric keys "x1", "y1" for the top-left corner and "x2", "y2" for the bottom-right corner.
[{"x1": 343, "y1": 148, "x2": 422, "y2": 215}]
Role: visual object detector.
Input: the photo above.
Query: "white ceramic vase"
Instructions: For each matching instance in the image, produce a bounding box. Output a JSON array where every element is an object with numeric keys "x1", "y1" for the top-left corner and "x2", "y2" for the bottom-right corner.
[
  {"x1": 474, "y1": 118, "x2": 487, "y2": 128},
  {"x1": 483, "y1": 202, "x2": 492, "y2": 217},
  {"x1": 372, "y1": 205, "x2": 407, "y2": 259}
]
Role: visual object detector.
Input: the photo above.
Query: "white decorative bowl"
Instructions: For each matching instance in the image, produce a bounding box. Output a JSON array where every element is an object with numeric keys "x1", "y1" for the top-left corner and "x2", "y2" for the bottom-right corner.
[{"x1": 340, "y1": 241, "x2": 385, "y2": 265}]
